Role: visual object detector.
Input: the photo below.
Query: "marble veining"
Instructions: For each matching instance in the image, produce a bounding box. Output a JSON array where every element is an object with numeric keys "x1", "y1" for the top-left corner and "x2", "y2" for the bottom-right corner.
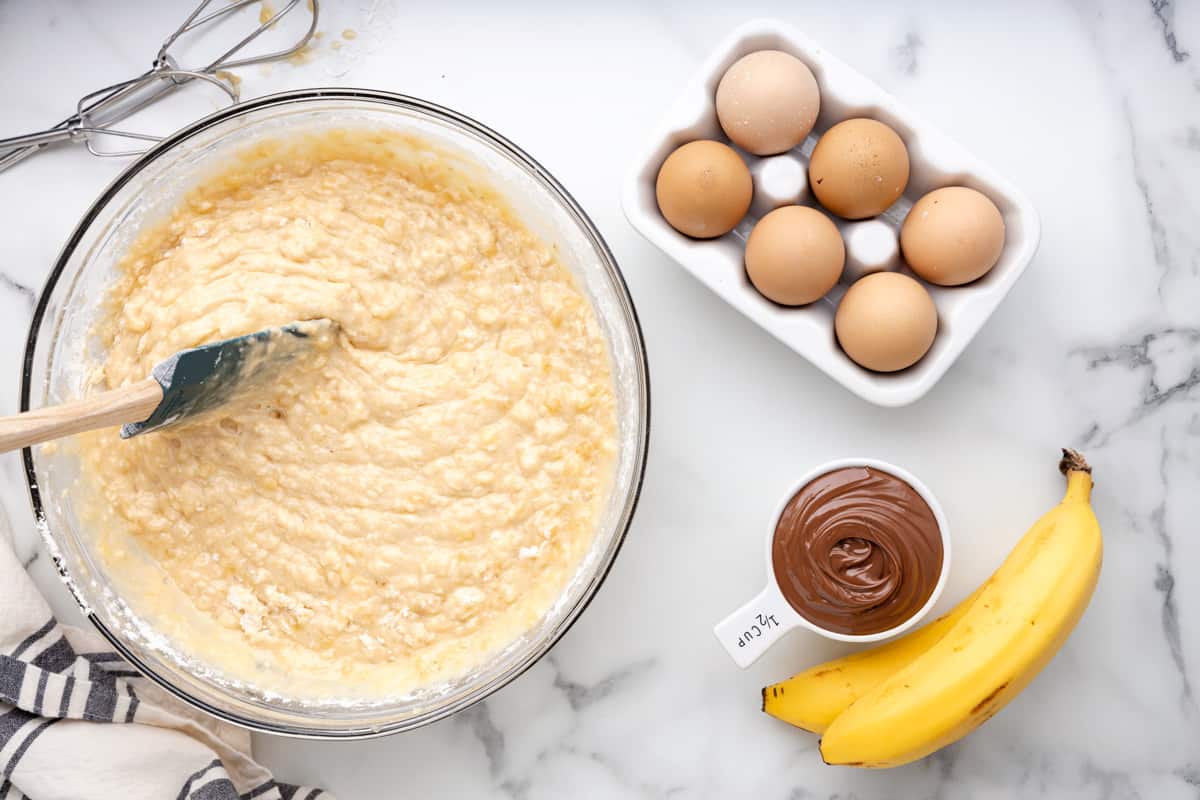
[
  {"x1": 0, "y1": 272, "x2": 36, "y2": 309},
  {"x1": 462, "y1": 703, "x2": 507, "y2": 778},
  {"x1": 890, "y1": 31, "x2": 924, "y2": 77},
  {"x1": 1150, "y1": 427, "x2": 1196, "y2": 709},
  {"x1": 2, "y1": 0, "x2": 1200, "y2": 797},
  {"x1": 456, "y1": 655, "x2": 662, "y2": 796},
  {"x1": 549, "y1": 656, "x2": 657, "y2": 712},
  {"x1": 1151, "y1": 0, "x2": 1192, "y2": 63},
  {"x1": 1121, "y1": 98, "x2": 1177, "y2": 294},
  {"x1": 1074, "y1": 328, "x2": 1200, "y2": 443}
]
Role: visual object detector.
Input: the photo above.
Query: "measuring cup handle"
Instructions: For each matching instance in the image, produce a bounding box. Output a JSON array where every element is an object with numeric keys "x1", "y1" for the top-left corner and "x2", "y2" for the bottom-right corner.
[{"x1": 713, "y1": 585, "x2": 799, "y2": 668}]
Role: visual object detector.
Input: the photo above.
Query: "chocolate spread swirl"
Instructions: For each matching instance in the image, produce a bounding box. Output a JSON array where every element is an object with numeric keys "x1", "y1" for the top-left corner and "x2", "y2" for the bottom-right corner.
[{"x1": 771, "y1": 466, "x2": 943, "y2": 635}]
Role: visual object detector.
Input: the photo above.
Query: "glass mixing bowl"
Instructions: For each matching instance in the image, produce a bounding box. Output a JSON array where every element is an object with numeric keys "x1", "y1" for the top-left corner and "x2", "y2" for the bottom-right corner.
[{"x1": 20, "y1": 89, "x2": 649, "y2": 738}]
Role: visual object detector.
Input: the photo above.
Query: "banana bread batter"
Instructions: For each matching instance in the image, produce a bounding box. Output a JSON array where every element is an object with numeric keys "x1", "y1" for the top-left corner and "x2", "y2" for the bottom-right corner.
[{"x1": 75, "y1": 130, "x2": 617, "y2": 698}]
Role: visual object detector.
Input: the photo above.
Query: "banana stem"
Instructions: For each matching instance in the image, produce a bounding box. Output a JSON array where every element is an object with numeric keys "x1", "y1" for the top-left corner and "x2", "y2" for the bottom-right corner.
[
  {"x1": 1060, "y1": 448, "x2": 1093, "y2": 503},
  {"x1": 1059, "y1": 448, "x2": 1091, "y2": 475}
]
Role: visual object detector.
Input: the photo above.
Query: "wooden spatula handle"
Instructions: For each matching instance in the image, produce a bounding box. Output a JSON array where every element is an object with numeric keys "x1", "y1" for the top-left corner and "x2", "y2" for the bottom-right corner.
[{"x1": 0, "y1": 378, "x2": 163, "y2": 454}]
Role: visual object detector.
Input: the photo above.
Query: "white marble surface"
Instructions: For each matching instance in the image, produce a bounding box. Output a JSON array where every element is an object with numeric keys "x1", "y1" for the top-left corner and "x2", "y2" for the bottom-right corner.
[{"x1": 1, "y1": 0, "x2": 1199, "y2": 797}]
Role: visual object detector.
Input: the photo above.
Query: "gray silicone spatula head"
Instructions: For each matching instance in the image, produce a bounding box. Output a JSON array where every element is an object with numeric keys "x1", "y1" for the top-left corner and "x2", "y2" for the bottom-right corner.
[{"x1": 120, "y1": 318, "x2": 337, "y2": 438}]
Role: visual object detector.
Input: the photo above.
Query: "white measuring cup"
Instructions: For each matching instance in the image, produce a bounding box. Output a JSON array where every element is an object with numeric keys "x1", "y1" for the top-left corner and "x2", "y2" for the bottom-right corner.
[{"x1": 713, "y1": 458, "x2": 952, "y2": 668}]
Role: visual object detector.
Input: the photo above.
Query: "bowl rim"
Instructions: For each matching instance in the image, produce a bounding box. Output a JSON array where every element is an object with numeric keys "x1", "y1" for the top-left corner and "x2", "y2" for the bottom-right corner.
[{"x1": 19, "y1": 88, "x2": 651, "y2": 739}]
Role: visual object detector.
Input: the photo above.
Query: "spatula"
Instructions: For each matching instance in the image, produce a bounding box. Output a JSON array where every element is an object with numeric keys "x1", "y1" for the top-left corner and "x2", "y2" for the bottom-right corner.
[{"x1": 0, "y1": 318, "x2": 336, "y2": 453}]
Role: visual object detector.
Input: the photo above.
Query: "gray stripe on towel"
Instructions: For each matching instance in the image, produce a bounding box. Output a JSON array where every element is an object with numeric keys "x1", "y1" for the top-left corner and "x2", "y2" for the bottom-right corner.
[
  {"x1": 176, "y1": 758, "x2": 222, "y2": 800},
  {"x1": 191, "y1": 777, "x2": 239, "y2": 799},
  {"x1": 246, "y1": 779, "x2": 284, "y2": 798},
  {"x1": 0, "y1": 707, "x2": 34, "y2": 750},
  {"x1": 3, "y1": 717, "x2": 56, "y2": 778},
  {"x1": 31, "y1": 672, "x2": 47, "y2": 716},
  {"x1": 123, "y1": 681, "x2": 138, "y2": 723},
  {"x1": 57, "y1": 676, "x2": 73, "y2": 717},
  {"x1": 0, "y1": 661, "x2": 25, "y2": 705},
  {"x1": 83, "y1": 679, "x2": 118, "y2": 722},
  {"x1": 7, "y1": 621, "x2": 53, "y2": 660},
  {"x1": 87, "y1": 659, "x2": 116, "y2": 685},
  {"x1": 31, "y1": 638, "x2": 75, "y2": 674}
]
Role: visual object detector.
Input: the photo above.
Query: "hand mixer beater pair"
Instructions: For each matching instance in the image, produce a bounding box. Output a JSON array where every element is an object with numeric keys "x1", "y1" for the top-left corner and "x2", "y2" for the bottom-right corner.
[{"x1": 0, "y1": 0, "x2": 320, "y2": 173}]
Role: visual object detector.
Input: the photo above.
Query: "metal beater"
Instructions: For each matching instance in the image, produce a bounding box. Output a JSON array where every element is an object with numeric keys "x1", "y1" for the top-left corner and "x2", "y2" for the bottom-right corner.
[{"x1": 0, "y1": 0, "x2": 320, "y2": 173}]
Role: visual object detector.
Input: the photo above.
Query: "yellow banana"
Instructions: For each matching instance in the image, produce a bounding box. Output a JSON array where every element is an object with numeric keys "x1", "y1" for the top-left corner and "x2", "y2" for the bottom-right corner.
[
  {"x1": 762, "y1": 586, "x2": 983, "y2": 733},
  {"x1": 819, "y1": 449, "x2": 1102, "y2": 768}
]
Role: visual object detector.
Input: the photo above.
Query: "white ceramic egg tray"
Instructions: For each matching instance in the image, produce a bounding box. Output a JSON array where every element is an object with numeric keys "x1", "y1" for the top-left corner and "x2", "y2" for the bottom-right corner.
[{"x1": 621, "y1": 19, "x2": 1040, "y2": 407}]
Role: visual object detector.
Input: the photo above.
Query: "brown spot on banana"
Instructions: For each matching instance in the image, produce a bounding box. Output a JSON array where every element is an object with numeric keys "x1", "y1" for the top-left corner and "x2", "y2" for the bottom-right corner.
[{"x1": 971, "y1": 682, "x2": 1009, "y2": 715}]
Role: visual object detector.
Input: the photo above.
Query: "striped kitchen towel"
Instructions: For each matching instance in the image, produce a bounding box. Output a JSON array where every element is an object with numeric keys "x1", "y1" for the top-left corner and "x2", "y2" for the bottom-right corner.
[{"x1": 0, "y1": 517, "x2": 334, "y2": 800}]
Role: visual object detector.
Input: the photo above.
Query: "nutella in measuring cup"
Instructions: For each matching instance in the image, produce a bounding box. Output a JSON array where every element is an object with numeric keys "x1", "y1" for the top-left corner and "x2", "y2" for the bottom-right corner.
[{"x1": 714, "y1": 459, "x2": 951, "y2": 668}]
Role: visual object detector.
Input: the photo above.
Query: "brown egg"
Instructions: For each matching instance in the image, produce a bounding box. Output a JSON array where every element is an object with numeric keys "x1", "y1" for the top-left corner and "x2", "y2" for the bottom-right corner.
[
  {"x1": 900, "y1": 186, "x2": 1006, "y2": 285},
  {"x1": 835, "y1": 272, "x2": 938, "y2": 372},
  {"x1": 655, "y1": 140, "x2": 753, "y2": 238},
  {"x1": 745, "y1": 206, "x2": 844, "y2": 305},
  {"x1": 716, "y1": 50, "x2": 820, "y2": 156},
  {"x1": 808, "y1": 119, "x2": 910, "y2": 219}
]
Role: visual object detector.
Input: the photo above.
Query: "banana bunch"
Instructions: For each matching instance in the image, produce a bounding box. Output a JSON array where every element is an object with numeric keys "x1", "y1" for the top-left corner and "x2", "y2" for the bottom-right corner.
[{"x1": 763, "y1": 450, "x2": 1102, "y2": 768}]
